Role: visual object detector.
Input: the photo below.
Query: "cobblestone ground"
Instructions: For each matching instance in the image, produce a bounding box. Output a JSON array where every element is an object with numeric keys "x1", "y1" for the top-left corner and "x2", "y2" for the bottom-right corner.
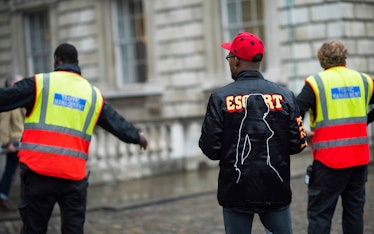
[{"x1": 1, "y1": 165, "x2": 374, "y2": 234}]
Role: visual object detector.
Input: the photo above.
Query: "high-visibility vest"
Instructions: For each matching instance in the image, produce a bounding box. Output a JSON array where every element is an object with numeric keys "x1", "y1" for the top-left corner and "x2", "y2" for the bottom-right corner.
[
  {"x1": 18, "y1": 71, "x2": 104, "y2": 180},
  {"x1": 306, "y1": 66, "x2": 373, "y2": 168}
]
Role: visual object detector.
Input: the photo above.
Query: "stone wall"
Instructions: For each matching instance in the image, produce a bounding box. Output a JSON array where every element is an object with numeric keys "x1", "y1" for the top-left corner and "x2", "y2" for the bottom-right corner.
[
  {"x1": 278, "y1": 0, "x2": 374, "y2": 93},
  {"x1": 149, "y1": 0, "x2": 214, "y2": 119},
  {"x1": 57, "y1": 1, "x2": 100, "y2": 83},
  {"x1": 0, "y1": 7, "x2": 11, "y2": 79}
]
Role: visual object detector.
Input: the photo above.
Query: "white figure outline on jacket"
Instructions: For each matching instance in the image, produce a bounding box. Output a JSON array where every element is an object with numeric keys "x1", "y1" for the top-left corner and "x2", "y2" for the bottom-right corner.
[{"x1": 234, "y1": 94, "x2": 283, "y2": 184}]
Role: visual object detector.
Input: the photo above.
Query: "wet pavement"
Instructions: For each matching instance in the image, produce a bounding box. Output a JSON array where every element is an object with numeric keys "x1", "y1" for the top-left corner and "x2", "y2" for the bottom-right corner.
[{"x1": 1, "y1": 156, "x2": 374, "y2": 233}]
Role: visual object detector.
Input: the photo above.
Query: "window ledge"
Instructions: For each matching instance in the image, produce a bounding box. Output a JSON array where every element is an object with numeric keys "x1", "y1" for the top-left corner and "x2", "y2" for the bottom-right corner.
[{"x1": 101, "y1": 85, "x2": 164, "y2": 99}]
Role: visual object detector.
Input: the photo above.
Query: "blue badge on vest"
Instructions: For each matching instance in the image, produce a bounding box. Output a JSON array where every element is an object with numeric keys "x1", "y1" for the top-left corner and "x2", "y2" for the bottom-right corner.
[
  {"x1": 331, "y1": 86, "x2": 361, "y2": 99},
  {"x1": 53, "y1": 93, "x2": 86, "y2": 111}
]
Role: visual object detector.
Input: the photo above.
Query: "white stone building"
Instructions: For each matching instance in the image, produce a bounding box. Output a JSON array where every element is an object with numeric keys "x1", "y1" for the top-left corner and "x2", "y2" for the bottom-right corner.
[{"x1": 0, "y1": 0, "x2": 373, "y2": 184}]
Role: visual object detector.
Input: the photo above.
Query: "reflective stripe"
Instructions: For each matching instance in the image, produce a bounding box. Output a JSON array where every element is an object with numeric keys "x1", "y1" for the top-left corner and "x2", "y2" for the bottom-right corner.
[
  {"x1": 314, "y1": 75, "x2": 328, "y2": 121},
  {"x1": 40, "y1": 73, "x2": 50, "y2": 123},
  {"x1": 21, "y1": 142, "x2": 88, "y2": 160},
  {"x1": 360, "y1": 73, "x2": 369, "y2": 104},
  {"x1": 313, "y1": 136, "x2": 368, "y2": 150},
  {"x1": 315, "y1": 116, "x2": 367, "y2": 128},
  {"x1": 23, "y1": 123, "x2": 91, "y2": 141},
  {"x1": 82, "y1": 85, "x2": 97, "y2": 133}
]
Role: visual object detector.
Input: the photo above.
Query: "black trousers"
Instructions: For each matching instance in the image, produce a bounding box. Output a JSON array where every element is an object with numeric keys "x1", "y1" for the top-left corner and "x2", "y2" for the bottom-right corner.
[
  {"x1": 307, "y1": 160, "x2": 367, "y2": 234},
  {"x1": 18, "y1": 163, "x2": 88, "y2": 234}
]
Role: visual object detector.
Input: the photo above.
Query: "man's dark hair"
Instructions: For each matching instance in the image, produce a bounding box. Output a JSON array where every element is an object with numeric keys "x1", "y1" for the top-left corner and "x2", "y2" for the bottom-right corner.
[
  {"x1": 54, "y1": 43, "x2": 78, "y2": 64},
  {"x1": 252, "y1": 54, "x2": 263, "y2": 63}
]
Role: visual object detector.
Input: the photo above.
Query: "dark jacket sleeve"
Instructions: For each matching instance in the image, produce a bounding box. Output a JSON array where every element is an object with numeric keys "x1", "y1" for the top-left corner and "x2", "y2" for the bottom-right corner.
[
  {"x1": 368, "y1": 109, "x2": 374, "y2": 124},
  {"x1": 0, "y1": 77, "x2": 35, "y2": 114},
  {"x1": 288, "y1": 91, "x2": 307, "y2": 155},
  {"x1": 96, "y1": 102, "x2": 140, "y2": 144},
  {"x1": 296, "y1": 82, "x2": 315, "y2": 119},
  {"x1": 199, "y1": 93, "x2": 223, "y2": 160},
  {"x1": 366, "y1": 78, "x2": 374, "y2": 124}
]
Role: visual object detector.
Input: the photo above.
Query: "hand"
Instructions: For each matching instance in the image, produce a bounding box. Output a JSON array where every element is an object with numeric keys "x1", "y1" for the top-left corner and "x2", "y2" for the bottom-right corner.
[
  {"x1": 6, "y1": 143, "x2": 16, "y2": 153},
  {"x1": 306, "y1": 130, "x2": 314, "y2": 149},
  {"x1": 138, "y1": 132, "x2": 148, "y2": 150}
]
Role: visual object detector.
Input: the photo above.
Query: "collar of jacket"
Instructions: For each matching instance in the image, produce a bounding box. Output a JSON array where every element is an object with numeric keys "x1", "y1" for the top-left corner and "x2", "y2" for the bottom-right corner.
[
  {"x1": 54, "y1": 64, "x2": 81, "y2": 75},
  {"x1": 235, "y1": 70, "x2": 264, "y2": 81}
]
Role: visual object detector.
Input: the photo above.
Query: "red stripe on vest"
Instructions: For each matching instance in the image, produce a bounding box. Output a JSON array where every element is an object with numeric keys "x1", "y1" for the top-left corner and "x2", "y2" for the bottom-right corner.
[
  {"x1": 22, "y1": 129, "x2": 90, "y2": 153},
  {"x1": 313, "y1": 122, "x2": 367, "y2": 142}
]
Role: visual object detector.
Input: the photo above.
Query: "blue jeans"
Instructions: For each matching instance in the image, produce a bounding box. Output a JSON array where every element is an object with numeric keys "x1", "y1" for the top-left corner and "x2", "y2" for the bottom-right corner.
[
  {"x1": 223, "y1": 205, "x2": 292, "y2": 234},
  {"x1": 0, "y1": 151, "x2": 19, "y2": 199}
]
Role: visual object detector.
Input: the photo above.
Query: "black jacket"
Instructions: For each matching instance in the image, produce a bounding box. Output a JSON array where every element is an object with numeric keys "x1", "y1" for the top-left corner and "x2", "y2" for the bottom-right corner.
[
  {"x1": 0, "y1": 64, "x2": 140, "y2": 145},
  {"x1": 199, "y1": 70, "x2": 306, "y2": 210}
]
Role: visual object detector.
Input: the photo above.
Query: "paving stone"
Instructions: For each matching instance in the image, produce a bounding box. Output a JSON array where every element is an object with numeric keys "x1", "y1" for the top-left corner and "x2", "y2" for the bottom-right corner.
[{"x1": 1, "y1": 164, "x2": 374, "y2": 233}]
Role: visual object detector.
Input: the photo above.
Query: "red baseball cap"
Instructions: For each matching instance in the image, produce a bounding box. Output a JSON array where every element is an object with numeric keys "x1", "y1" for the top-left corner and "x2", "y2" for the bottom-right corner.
[{"x1": 221, "y1": 32, "x2": 264, "y2": 62}]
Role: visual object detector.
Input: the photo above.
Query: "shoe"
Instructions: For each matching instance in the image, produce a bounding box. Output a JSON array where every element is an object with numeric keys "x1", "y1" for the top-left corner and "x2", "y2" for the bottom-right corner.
[{"x1": 0, "y1": 198, "x2": 16, "y2": 211}]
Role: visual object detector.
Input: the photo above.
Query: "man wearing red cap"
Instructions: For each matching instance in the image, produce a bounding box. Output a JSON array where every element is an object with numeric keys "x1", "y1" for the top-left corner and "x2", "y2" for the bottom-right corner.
[{"x1": 199, "y1": 32, "x2": 307, "y2": 234}]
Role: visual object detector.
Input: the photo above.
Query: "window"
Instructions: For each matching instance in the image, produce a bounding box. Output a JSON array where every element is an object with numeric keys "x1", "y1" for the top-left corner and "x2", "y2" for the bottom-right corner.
[
  {"x1": 25, "y1": 11, "x2": 51, "y2": 74},
  {"x1": 222, "y1": 0, "x2": 264, "y2": 37},
  {"x1": 114, "y1": 0, "x2": 147, "y2": 84},
  {"x1": 222, "y1": 0, "x2": 264, "y2": 45},
  {"x1": 221, "y1": 0, "x2": 265, "y2": 70}
]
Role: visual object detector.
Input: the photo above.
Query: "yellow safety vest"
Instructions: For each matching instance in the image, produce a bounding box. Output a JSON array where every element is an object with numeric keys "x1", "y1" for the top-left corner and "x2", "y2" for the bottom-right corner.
[
  {"x1": 306, "y1": 66, "x2": 373, "y2": 168},
  {"x1": 19, "y1": 71, "x2": 104, "y2": 180}
]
